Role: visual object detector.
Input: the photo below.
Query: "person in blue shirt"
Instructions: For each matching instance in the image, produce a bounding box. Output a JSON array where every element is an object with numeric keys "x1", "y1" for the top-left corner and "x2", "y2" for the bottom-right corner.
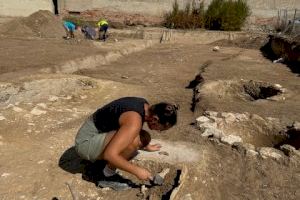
[{"x1": 63, "y1": 21, "x2": 78, "y2": 39}]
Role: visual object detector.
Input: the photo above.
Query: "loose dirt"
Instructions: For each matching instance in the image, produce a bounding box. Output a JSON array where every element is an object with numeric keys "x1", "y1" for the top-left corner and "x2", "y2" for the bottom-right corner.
[
  {"x1": 0, "y1": 10, "x2": 65, "y2": 39},
  {"x1": 0, "y1": 12, "x2": 299, "y2": 200}
]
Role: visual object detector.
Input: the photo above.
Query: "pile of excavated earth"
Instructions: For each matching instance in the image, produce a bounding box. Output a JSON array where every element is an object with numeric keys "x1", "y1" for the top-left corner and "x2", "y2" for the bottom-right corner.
[{"x1": 0, "y1": 11, "x2": 299, "y2": 200}]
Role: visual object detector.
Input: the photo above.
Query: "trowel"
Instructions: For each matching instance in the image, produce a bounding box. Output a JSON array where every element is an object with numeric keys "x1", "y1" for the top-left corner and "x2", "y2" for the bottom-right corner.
[{"x1": 150, "y1": 168, "x2": 170, "y2": 186}]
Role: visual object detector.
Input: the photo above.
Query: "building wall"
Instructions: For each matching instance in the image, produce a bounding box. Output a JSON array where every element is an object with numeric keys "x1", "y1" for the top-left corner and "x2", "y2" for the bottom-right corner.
[
  {"x1": 0, "y1": 0, "x2": 53, "y2": 17},
  {"x1": 0, "y1": 0, "x2": 299, "y2": 18},
  {"x1": 65, "y1": 0, "x2": 300, "y2": 17}
]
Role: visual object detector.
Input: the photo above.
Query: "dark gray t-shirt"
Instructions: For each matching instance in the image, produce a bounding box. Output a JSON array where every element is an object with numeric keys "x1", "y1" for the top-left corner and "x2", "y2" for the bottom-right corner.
[{"x1": 92, "y1": 97, "x2": 148, "y2": 132}]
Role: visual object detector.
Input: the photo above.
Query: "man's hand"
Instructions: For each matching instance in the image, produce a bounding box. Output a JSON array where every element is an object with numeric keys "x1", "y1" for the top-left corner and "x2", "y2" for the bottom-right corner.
[
  {"x1": 144, "y1": 143, "x2": 162, "y2": 152},
  {"x1": 135, "y1": 167, "x2": 152, "y2": 181}
]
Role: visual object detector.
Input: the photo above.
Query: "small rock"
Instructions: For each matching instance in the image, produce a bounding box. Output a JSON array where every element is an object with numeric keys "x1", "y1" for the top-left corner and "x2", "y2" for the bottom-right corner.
[
  {"x1": 1, "y1": 173, "x2": 10, "y2": 177},
  {"x1": 31, "y1": 107, "x2": 47, "y2": 115},
  {"x1": 12, "y1": 106, "x2": 24, "y2": 112},
  {"x1": 250, "y1": 114, "x2": 265, "y2": 122},
  {"x1": 141, "y1": 185, "x2": 147, "y2": 196},
  {"x1": 201, "y1": 127, "x2": 223, "y2": 139},
  {"x1": 0, "y1": 114, "x2": 6, "y2": 121},
  {"x1": 28, "y1": 123, "x2": 35, "y2": 126},
  {"x1": 196, "y1": 116, "x2": 210, "y2": 125},
  {"x1": 37, "y1": 103, "x2": 47, "y2": 109},
  {"x1": 280, "y1": 144, "x2": 297, "y2": 156},
  {"x1": 221, "y1": 112, "x2": 236, "y2": 124},
  {"x1": 212, "y1": 46, "x2": 220, "y2": 51},
  {"x1": 258, "y1": 147, "x2": 283, "y2": 161},
  {"x1": 273, "y1": 57, "x2": 284, "y2": 63},
  {"x1": 247, "y1": 149, "x2": 259, "y2": 156},
  {"x1": 158, "y1": 151, "x2": 169, "y2": 156},
  {"x1": 198, "y1": 122, "x2": 217, "y2": 132},
  {"x1": 80, "y1": 95, "x2": 87, "y2": 99},
  {"x1": 38, "y1": 160, "x2": 45, "y2": 164},
  {"x1": 235, "y1": 113, "x2": 249, "y2": 121},
  {"x1": 183, "y1": 193, "x2": 193, "y2": 200},
  {"x1": 292, "y1": 121, "x2": 300, "y2": 130},
  {"x1": 204, "y1": 111, "x2": 218, "y2": 117},
  {"x1": 121, "y1": 75, "x2": 129, "y2": 79},
  {"x1": 274, "y1": 84, "x2": 282, "y2": 89},
  {"x1": 221, "y1": 135, "x2": 242, "y2": 145},
  {"x1": 48, "y1": 95, "x2": 59, "y2": 102}
]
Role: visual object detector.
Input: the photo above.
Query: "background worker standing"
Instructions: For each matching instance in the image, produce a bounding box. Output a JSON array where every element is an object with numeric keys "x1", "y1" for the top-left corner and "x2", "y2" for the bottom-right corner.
[{"x1": 97, "y1": 19, "x2": 109, "y2": 41}]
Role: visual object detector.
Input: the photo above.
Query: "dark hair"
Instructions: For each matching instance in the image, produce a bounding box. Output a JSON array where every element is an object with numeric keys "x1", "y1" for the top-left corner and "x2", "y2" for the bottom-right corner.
[
  {"x1": 150, "y1": 102, "x2": 179, "y2": 126},
  {"x1": 140, "y1": 129, "x2": 151, "y2": 148}
]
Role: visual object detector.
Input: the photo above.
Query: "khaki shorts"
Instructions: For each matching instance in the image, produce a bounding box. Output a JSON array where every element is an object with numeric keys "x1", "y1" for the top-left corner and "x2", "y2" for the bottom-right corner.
[{"x1": 75, "y1": 116, "x2": 107, "y2": 162}]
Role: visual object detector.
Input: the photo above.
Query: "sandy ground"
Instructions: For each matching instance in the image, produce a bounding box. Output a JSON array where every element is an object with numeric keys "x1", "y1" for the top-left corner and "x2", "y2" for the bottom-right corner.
[{"x1": 0, "y1": 18, "x2": 299, "y2": 200}]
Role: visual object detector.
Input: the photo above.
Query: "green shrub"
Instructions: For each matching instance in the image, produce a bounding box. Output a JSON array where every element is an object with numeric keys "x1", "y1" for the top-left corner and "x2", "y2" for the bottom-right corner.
[
  {"x1": 164, "y1": 0, "x2": 205, "y2": 29},
  {"x1": 205, "y1": 0, "x2": 250, "y2": 31},
  {"x1": 63, "y1": 16, "x2": 98, "y2": 27}
]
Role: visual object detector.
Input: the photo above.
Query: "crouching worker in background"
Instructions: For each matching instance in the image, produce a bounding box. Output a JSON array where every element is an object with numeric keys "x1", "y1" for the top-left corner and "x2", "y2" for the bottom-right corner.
[
  {"x1": 81, "y1": 25, "x2": 97, "y2": 40},
  {"x1": 63, "y1": 21, "x2": 80, "y2": 40},
  {"x1": 74, "y1": 97, "x2": 178, "y2": 190},
  {"x1": 97, "y1": 19, "x2": 109, "y2": 41},
  {"x1": 63, "y1": 21, "x2": 78, "y2": 39}
]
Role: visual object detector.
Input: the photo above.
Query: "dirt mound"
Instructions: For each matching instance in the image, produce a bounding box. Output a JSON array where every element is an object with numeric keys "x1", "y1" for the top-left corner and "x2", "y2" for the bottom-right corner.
[
  {"x1": 0, "y1": 10, "x2": 65, "y2": 38},
  {"x1": 211, "y1": 35, "x2": 269, "y2": 50}
]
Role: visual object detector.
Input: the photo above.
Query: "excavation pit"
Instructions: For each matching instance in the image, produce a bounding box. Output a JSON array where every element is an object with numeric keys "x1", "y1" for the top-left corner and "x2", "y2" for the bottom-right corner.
[
  {"x1": 198, "y1": 111, "x2": 289, "y2": 148},
  {"x1": 243, "y1": 80, "x2": 282, "y2": 101}
]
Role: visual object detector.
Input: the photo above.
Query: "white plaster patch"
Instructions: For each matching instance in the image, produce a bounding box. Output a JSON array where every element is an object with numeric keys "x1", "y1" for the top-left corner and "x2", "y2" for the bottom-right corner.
[{"x1": 136, "y1": 139, "x2": 202, "y2": 164}]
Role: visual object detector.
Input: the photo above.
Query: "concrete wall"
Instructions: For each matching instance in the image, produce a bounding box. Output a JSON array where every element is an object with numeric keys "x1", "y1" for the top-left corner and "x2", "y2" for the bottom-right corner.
[
  {"x1": 1, "y1": 0, "x2": 299, "y2": 18},
  {"x1": 65, "y1": 0, "x2": 300, "y2": 18},
  {"x1": 0, "y1": 0, "x2": 53, "y2": 17}
]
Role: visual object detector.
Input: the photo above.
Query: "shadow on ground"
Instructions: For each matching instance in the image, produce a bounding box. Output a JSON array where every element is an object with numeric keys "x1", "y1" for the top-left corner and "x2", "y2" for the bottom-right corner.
[
  {"x1": 260, "y1": 37, "x2": 300, "y2": 76},
  {"x1": 58, "y1": 146, "x2": 107, "y2": 184}
]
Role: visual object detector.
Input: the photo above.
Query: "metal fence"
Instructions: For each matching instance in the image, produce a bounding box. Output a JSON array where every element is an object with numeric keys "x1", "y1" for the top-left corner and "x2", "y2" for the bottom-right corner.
[{"x1": 277, "y1": 9, "x2": 300, "y2": 36}]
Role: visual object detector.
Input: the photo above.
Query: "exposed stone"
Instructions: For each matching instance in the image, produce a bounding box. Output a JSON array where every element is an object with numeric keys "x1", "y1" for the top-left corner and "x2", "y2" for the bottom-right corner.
[
  {"x1": 1, "y1": 173, "x2": 10, "y2": 177},
  {"x1": 183, "y1": 193, "x2": 193, "y2": 200},
  {"x1": 37, "y1": 103, "x2": 47, "y2": 109},
  {"x1": 201, "y1": 127, "x2": 224, "y2": 139},
  {"x1": 221, "y1": 135, "x2": 242, "y2": 145},
  {"x1": 0, "y1": 114, "x2": 6, "y2": 121},
  {"x1": 198, "y1": 122, "x2": 217, "y2": 132},
  {"x1": 196, "y1": 116, "x2": 210, "y2": 126},
  {"x1": 280, "y1": 144, "x2": 299, "y2": 157},
  {"x1": 221, "y1": 112, "x2": 236, "y2": 124},
  {"x1": 234, "y1": 113, "x2": 249, "y2": 121},
  {"x1": 274, "y1": 84, "x2": 282, "y2": 89},
  {"x1": 12, "y1": 106, "x2": 24, "y2": 112},
  {"x1": 258, "y1": 147, "x2": 283, "y2": 161},
  {"x1": 212, "y1": 46, "x2": 220, "y2": 52},
  {"x1": 30, "y1": 107, "x2": 47, "y2": 115},
  {"x1": 292, "y1": 121, "x2": 300, "y2": 131},
  {"x1": 250, "y1": 114, "x2": 265, "y2": 122},
  {"x1": 48, "y1": 95, "x2": 58, "y2": 102},
  {"x1": 204, "y1": 111, "x2": 218, "y2": 117}
]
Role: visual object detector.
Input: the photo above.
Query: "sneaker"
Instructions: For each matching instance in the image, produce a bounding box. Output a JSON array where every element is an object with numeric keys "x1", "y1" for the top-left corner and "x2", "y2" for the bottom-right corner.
[{"x1": 97, "y1": 173, "x2": 134, "y2": 191}]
